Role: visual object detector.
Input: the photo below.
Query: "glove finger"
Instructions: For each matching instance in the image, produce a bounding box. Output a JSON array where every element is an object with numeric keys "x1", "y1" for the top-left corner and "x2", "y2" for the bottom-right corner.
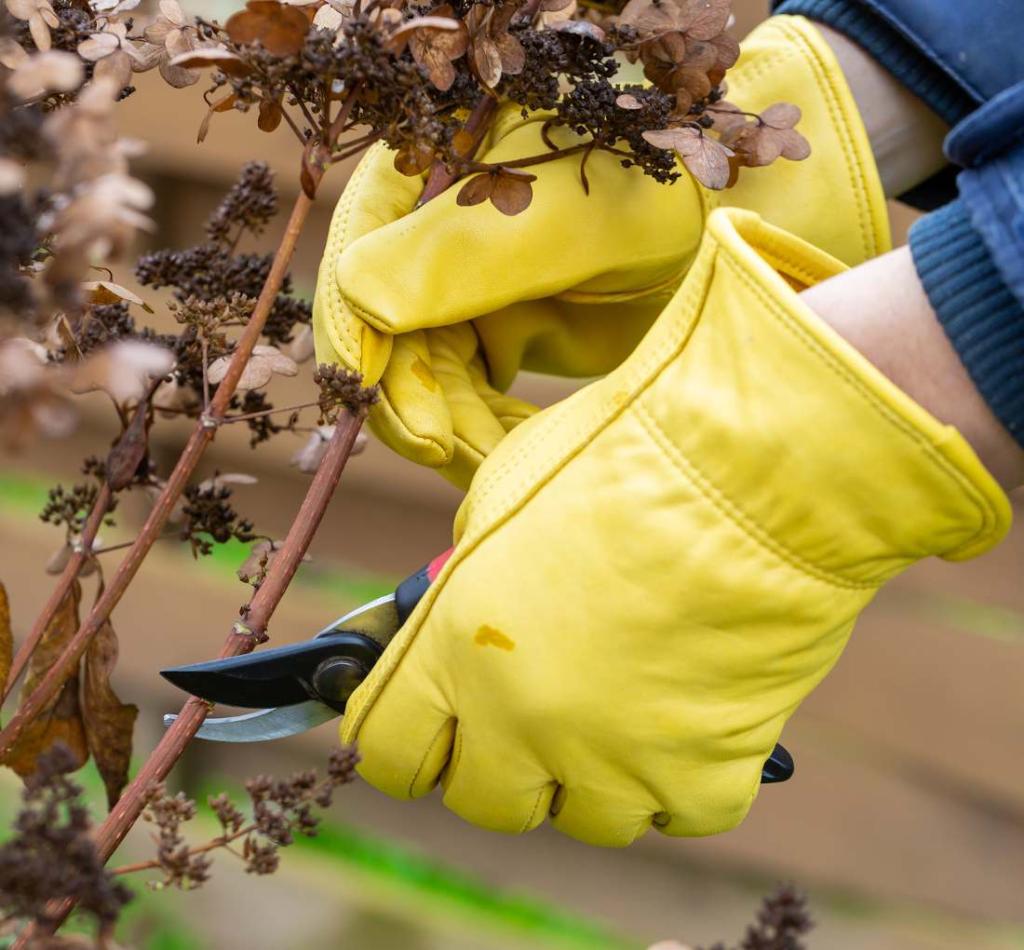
[
  {"x1": 652, "y1": 758, "x2": 762, "y2": 838},
  {"x1": 549, "y1": 783, "x2": 657, "y2": 848},
  {"x1": 336, "y1": 121, "x2": 700, "y2": 335},
  {"x1": 367, "y1": 331, "x2": 455, "y2": 469},
  {"x1": 466, "y1": 355, "x2": 538, "y2": 435},
  {"x1": 427, "y1": 326, "x2": 511, "y2": 488},
  {"x1": 439, "y1": 727, "x2": 556, "y2": 834},
  {"x1": 313, "y1": 142, "x2": 418, "y2": 381},
  {"x1": 341, "y1": 647, "x2": 456, "y2": 801}
]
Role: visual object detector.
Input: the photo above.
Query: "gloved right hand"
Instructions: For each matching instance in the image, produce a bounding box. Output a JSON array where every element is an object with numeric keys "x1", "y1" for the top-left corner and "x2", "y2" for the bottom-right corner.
[
  {"x1": 314, "y1": 15, "x2": 891, "y2": 487},
  {"x1": 340, "y1": 208, "x2": 1010, "y2": 846}
]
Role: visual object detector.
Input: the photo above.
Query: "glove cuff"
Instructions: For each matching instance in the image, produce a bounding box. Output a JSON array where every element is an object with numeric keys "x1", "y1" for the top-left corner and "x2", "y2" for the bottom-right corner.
[{"x1": 708, "y1": 15, "x2": 891, "y2": 269}]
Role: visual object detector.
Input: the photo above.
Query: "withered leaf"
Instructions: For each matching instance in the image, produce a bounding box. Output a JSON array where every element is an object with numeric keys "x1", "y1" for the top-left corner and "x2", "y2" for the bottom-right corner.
[
  {"x1": 197, "y1": 90, "x2": 238, "y2": 143},
  {"x1": 105, "y1": 400, "x2": 148, "y2": 491},
  {"x1": 226, "y1": 1, "x2": 310, "y2": 57},
  {"x1": 82, "y1": 280, "x2": 153, "y2": 313},
  {"x1": 457, "y1": 169, "x2": 536, "y2": 215},
  {"x1": 171, "y1": 47, "x2": 253, "y2": 78},
  {"x1": 82, "y1": 617, "x2": 138, "y2": 809},
  {"x1": 393, "y1": 142, "x2": 435, "y2": 176},
  {"x1": 642, "y1": 126, "x2": 733, "y2": 189},
  {"x1": 405, "y1": 10, "x2": 468, "y2": 92},
  {"x1": 723, "y1": 102, "x2": 810, "y2": 166},
  {"x1": 0, "y1": 583, "x2": 12, "y2": 700},
  {"x1": 683, "y1": 0, "x2": 731, "y2": 41},
  {"x1": 3, "y1": 582, "x2": 88, "y2": 779},
  {"x1": 258, "y1": 97, "x2": 284, "y2": 132}
]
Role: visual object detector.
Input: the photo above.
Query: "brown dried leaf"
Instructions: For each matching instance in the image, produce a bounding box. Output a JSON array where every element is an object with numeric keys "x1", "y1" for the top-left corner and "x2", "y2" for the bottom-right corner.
[
  {"x1": 0, "y1": 583, "x2": 12, "y2": 699},
  {"x1": 198, "y1": 91, "x2": 238, "y2": 143},
  {"x1": 723, "y1": 103, "x2": 810, "y2": 166},
  {"x1": 490, "y1": 169, "x2": 536, "y2": 215},
  {"x1": 105, "y1": 401, "x2": 148, "y2": 491},
  {"x1": 258, "y1": 97, "x2": 284, "y2": 132},
  {"x1": 393, "y1": 142, "x2": 435, "y2": 176},
  {"x1": 82, "y1": 617, "x2": 138, "y2": 809},
  {"x1": 3, "y1": 582, "x2": 88, "y2": 779},
  {"x1": 682, "y1": 0, "x2": 731, "y2": 41},
  {"x1": 642, "y1": 126, "x2": 733, "y2": 189},
  {"x1": 82, "y1": 280, "x2": 152, "y2": 312},
  {"x1": 406, "y1": 10, "x2": 468, "y2": 92},
  {"x1": 456, "y1": 172, "x2": 494, "y2": 207},
  {"x1": 226, "y1": 0, "x2": 310, "y2": 57},
  {"x1": 171, "y1": 47, "x2": 253, "y2": 78}
]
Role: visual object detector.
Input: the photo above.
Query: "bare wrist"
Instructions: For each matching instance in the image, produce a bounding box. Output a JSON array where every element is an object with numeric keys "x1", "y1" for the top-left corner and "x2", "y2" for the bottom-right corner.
[{"x1": 801, "y1": 247, "x2": 1024, "y2": 489}]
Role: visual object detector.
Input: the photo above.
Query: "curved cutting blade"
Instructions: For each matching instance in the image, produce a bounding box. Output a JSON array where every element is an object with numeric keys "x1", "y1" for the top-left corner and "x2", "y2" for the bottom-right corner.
[{"x1": 164, "y1": 701, "x2": 339, "y2": 742}]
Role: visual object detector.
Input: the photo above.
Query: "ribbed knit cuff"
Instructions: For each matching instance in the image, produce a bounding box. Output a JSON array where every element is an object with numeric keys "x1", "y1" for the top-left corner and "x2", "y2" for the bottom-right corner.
[
  {"x1": 774, "y1": 1, "x2": 975, "y2": 126},
  {"x1": 910, "y1": 201, "x2": 1024, "y2": 447}
]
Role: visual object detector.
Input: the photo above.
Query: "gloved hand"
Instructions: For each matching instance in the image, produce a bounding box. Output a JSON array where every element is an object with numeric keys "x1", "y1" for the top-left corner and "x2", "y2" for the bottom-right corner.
[
  {"x1": 314, "y1": 15, "x2": 891, "y2": 487},
  {"x1": 340, "y1": 207, "x2": 1010, "y2": 847}
]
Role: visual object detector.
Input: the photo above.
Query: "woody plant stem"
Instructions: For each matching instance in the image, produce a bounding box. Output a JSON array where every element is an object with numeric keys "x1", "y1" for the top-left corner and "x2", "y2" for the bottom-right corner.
[{"x1": 0, "y1": 187, "x2": 315, "y2": 762}]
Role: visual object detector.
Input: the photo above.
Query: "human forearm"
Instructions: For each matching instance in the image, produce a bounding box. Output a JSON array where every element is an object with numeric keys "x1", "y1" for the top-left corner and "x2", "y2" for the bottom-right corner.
[
  {"x1": 812, "y1": 23, "x2": 949, "y2": 197},
  {"x1": 800, "y1": 246, "x2": 1024, "y2": 489}
]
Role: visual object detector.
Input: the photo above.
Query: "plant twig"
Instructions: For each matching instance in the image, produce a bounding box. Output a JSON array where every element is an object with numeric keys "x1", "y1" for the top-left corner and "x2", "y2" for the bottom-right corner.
[
  {"x1": 1, "y1": 482, "x2": 112, "y2": 702},
  {"x1": 0, "y1": 189, "x2": 315, "y2": 763},
  {"x1": 21, "y1": 410, "x2": 367, "y2": 943}
]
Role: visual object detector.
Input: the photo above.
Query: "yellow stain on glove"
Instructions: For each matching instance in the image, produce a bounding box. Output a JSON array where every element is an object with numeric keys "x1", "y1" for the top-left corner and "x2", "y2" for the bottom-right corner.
[{"x1": 340, "y1": 208, "x2": 1009, "y2": 848}]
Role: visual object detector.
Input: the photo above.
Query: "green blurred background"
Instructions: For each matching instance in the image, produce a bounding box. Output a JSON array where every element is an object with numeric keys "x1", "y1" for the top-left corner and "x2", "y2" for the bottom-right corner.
[{"x1": 2, "y1": 1, "x2": 1024, "y2": 946}]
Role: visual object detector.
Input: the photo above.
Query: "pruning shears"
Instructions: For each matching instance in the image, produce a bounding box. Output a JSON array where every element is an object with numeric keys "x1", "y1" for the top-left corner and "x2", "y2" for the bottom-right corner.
[{"x1": 162, "y1": 549, "x2": 796, "y2": 784}]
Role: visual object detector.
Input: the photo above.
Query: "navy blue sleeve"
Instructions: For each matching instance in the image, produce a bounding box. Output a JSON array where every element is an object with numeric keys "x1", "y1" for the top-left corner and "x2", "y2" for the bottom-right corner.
[
  {"x1": 773, "y1": 0, "x2": 1024, "y2": 209},
  {"x1": 909, "y1": 85, "x2": 1024, "y2": 447},
  {"x1": 769, "y1": 2, "x2": 1024, "y2": 450}
]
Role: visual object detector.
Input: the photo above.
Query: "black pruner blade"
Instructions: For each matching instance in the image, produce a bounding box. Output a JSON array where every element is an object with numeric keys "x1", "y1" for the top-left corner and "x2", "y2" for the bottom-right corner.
[{"x1": 161, "y1": 630, "x2": 383, "y2": 712}]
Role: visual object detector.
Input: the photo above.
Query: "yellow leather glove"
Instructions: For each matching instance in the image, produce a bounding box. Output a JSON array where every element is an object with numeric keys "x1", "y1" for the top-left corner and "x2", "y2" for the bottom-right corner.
[
  {"x1": 341, "y1": 208, "x2": 1010, "y2": 847},
  {"x1": 314, "y1": 15, "x2": 891, "y2": 487}
]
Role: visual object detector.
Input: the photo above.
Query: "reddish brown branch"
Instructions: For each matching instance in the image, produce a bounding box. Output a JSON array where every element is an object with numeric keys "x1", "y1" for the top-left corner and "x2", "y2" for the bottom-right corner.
[
  {"x1": 0, "y1": 189, "x2": 315, "y2": 763},
  {"x1": 20, "y1": 411, "x2": 366, "y2": 944},
  {"x1": 2, "y1": 482, "x2": 113, "y2": 702}
]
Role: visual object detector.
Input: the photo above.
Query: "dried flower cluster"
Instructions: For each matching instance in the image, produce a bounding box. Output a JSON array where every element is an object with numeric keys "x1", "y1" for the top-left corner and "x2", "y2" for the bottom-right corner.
[
  {"x1": 165, "y1": 0, "x2": 807, "y2": 207},
  {"x1": 0, "y1": 744, "x2": 132, "y2": 944},
  {"x1": 135, "y1": 746, "x2": 360, "y2": 888}
]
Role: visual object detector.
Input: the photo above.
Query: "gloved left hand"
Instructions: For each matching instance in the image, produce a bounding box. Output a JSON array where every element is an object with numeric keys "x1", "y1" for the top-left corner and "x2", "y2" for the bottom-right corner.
[
  {"x1": 313, "y1": 16, "x2": 890, "y2": 487},
  {"x1": 339, "y1": 207, "x2": 1009, "y2": 846}
]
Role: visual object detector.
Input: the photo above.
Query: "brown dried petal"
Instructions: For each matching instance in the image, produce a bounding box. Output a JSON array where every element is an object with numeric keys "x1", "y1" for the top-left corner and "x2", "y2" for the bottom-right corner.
[
  {"x1": 547, "y1": 19, "x2": 605, "y2": 42},
  {"x1": 226, "y1": 1, "x2": 310, "y2": 57},
  {"x1": 456, "y1": 173, "x2": 494, "y2": 207},
  {"x1": 470, "y1": 36, "x2": 502, "y2": 88},
  {"x1": 82, "y1": 617, "x2": 138, "y2": 809},
  {"x1": 642, "y1": 126, "x2": 733, "y2": 189},
  {"x1": 616, "y1": 93, "x2": 643, "y2": 110},
  {"x1": 760, "y1": 102, "x2": 801, "y2": 129},
  {"x1": 171, "y1": 47, "x2": 253, "y2": 77},
  {"x1": 82, "y1": 280, "x2": 151, "y2": 311},
  {"x1": 2, "y1": 582, "x2": 89, "y2": 778},
  {"x1": 494, "y1": 31, "x2": 525, "y2": 75},
  {"x1": 680, "y1": 0, "x2": 731, "y2": 41},
  {"x1": 490, "y1": 170, "x2": 535, "y2": 216},
  {"x1": 8, "y1": 49, "x2": 84, "y2": 100},
  {"x1": 258, "y1": 98, "x2": 284, "y2": 132},
  {"x1": 407, "y1": 17, "x2": 468, "y2": 92},
  {"x1": 393, "y1": 142, "x2": 435, "y2": 176}
]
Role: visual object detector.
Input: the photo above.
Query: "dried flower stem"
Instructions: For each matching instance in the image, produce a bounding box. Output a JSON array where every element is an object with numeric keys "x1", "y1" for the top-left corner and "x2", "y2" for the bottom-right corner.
[
  {"x1": 217, "y1": 399, "x2": 320, "y2": 425},
  {"x1": 2, "y1": 482, "x2": 113, "y2": 703},
  {"x1": 0, "y1": 190, "x2": 315, "y2": 764},
  {"x1": 108, "y1": 827, "x2": 250, "y2": 877},
  {"x1": 20, "y1": 412, "x2": 366, "y2": 943}
]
